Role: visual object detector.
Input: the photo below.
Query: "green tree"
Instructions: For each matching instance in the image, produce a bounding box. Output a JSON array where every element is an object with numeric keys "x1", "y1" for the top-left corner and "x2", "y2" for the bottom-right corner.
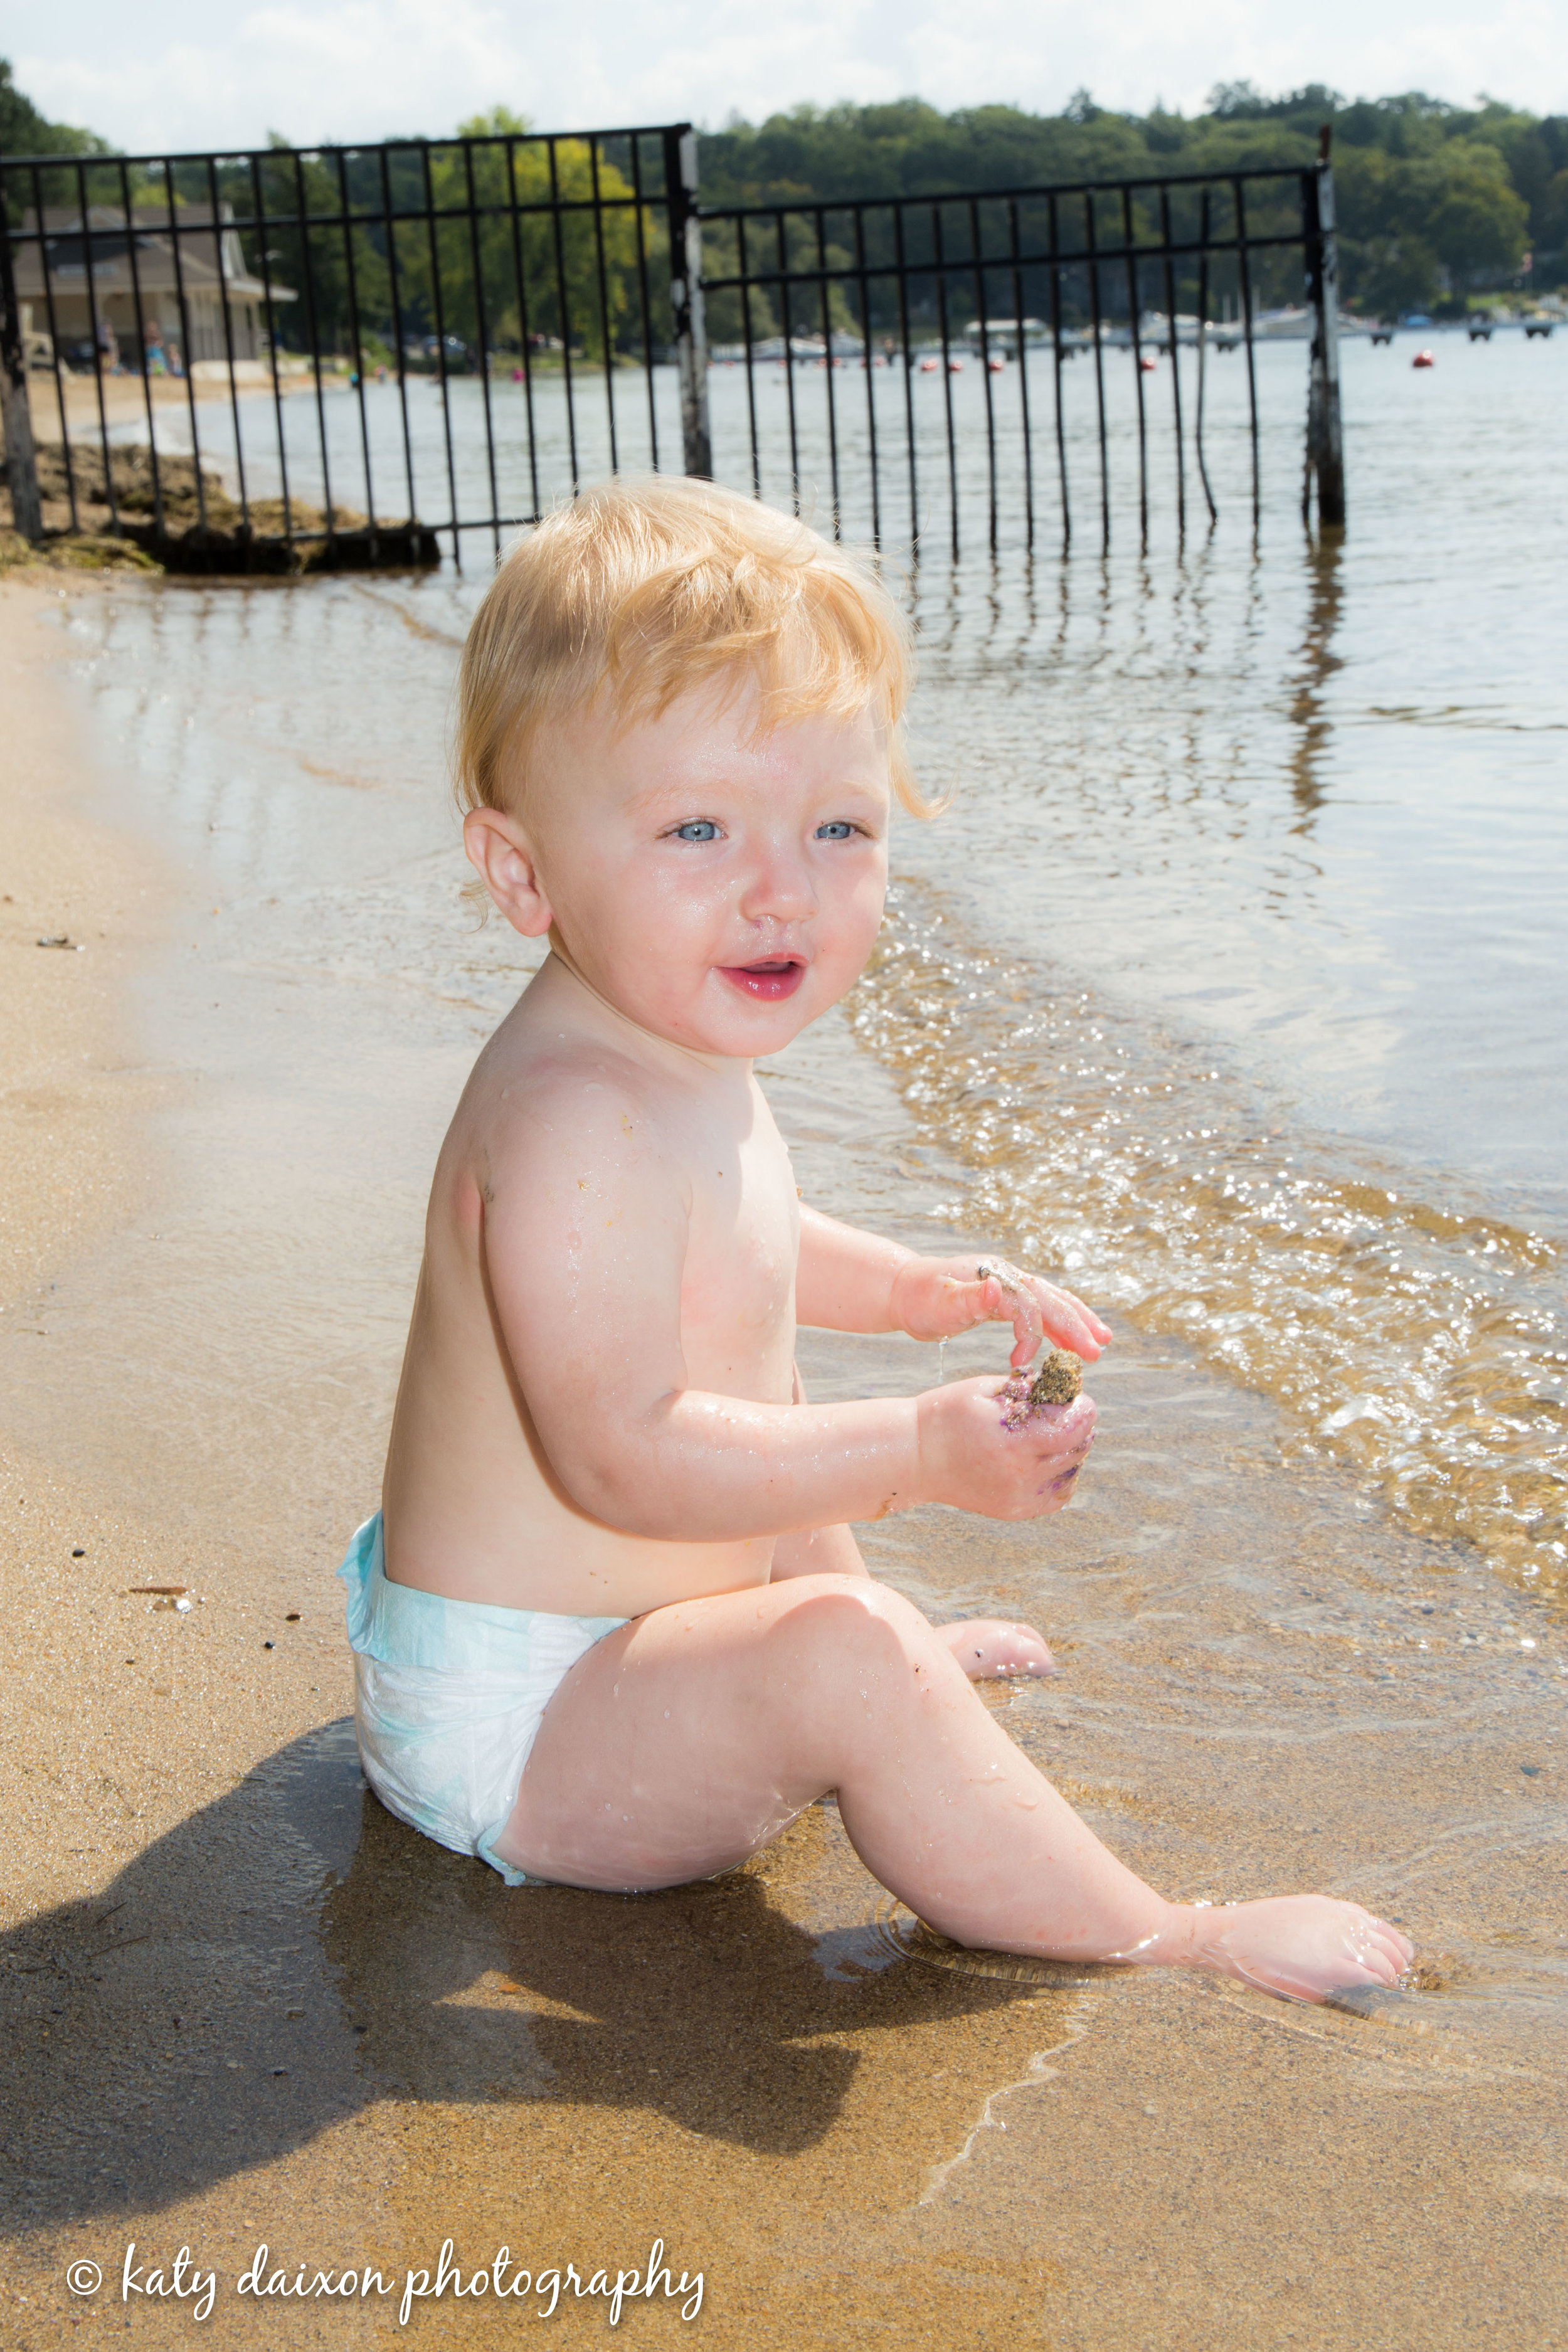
[{"x1": 0, "y1": 57, "x2": 111, "y2": 159}]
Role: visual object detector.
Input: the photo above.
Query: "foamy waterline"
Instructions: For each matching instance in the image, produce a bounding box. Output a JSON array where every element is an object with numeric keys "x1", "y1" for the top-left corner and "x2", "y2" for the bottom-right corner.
[{"x1": 851, "y1": 886, "x2": 1567, "y2": 1606}]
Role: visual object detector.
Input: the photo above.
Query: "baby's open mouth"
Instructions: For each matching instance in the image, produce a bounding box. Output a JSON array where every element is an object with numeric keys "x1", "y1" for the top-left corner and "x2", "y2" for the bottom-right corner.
[{"x1": 719, "y1": 958, "x2": 806, "y2": 1002}]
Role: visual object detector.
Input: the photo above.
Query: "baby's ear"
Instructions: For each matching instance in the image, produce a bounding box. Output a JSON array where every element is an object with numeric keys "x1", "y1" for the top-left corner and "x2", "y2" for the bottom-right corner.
[{"x1": 463, "y1": 807, "x2": 553, "y2": 938}]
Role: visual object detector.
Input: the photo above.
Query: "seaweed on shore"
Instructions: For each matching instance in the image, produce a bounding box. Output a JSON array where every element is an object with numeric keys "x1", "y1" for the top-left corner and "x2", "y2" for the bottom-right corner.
[{"x1": 4, "y1": 446, "x2": 440, "y2": 576}]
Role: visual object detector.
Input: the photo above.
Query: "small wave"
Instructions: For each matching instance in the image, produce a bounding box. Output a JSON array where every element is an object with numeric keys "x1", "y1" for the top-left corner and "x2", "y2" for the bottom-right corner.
[{"x1": 850, "y1": 886, "x2": 1568, "y2": 1607}]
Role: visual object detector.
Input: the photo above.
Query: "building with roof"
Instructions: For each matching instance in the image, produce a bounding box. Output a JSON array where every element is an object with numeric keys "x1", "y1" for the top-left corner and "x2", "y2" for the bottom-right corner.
[{"x1": 13, "y1": 204, "x2": 293, "y2": 369}]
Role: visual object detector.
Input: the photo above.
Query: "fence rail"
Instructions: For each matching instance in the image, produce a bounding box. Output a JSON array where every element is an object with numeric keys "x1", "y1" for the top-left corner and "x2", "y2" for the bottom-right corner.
[{"x1": 1, "y1": 124, "x2": 1344, "y2": 569}]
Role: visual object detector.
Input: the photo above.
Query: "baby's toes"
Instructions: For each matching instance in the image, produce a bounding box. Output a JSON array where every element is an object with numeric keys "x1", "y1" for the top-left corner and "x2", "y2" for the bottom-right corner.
[
  {"x1": 1362, "y1": 1919, "x2": 1415, "y2": 1983},
  {"x1": 940, "y1": 1618, "x2": 1055, "y2": 1680}
]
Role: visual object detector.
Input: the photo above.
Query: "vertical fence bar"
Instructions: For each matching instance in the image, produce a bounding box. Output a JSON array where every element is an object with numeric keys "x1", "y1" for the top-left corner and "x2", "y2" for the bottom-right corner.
[
  {"x1": 292, "y1": 149, "x2": 336, "y2": 544},
  {"x1": 1085, "y1": 193, "x2": 1110, "y2": 551},
  {"x1": 1121, "y1": 185, "x2": 1148, "y2": 544},
  {"x1": 335, "y1": 149, "x2": 379, "y2": 541},
  {"x1": 1047, "y1": 191, "x2": 1069, "y2": 550},
  {"x1": 628, "y1": 135, "x2": 660, "y2": 470},
  {"x1": 460, "y1": 139, "x2": 499, "y2": 556},
  {"x1": 419, "y1": 142, "x2": 462, "y2": 555},
  {"x1": 207, "y1": 154, "x2": 251, "y2": 534},
  {"x1": 75, "y1": 159, "x2": 120, "y2": 532},
  {"x1": 1303, "y1": 137, "x2": 1345, "y2": 530},
  {"x1": 1007, "y1": 197, "x2": 1034, "y2": 552},
  {"x1": 119, "y1": 157, "x2": 165, "y2": 538},
  {"x1": 969, "y1": 198, "x2": 999, "y2": 552},
  {"x1": 933, "y1": 206, "x2": 960, "y2": 561},
  {"x1": 852, "y1": 204, "x2": 881, "y2": 550},
  {"x1": 893, "y1": 202, "x2": 919, "y2": 548},
  {"x1": 1194, "y1": 185, "x2": 1217, "y2": 524},
  {"x1": 546, "y1": 139, "x2": 581, "y2": 493},
  {"x1": 1234, "y1": 177, "x2": 1261, "y2": 531},
  {"x1": 378, "y1": 146, "x2": 416, "y2": 534},
  {"x1": 738, "y1": 211, "x2": 761, "y2": 501},
  {"x1": 1158, "y1": 184, "x2": 1186, "y2": 541},
  {"x1": 662, "y1": 125, "x2": 710, "y2": 480},
  {"x1": 815, "y1": 207, "x2": 842, "y2": 533},
  {"x1": 502, "y1": 139, "x2": 542, "y2": 521},
  {"x1": 165, "y1": 159, "x2": 209, "y2": 532},
  {"x1": 251, "y1": 151, "x2": 295, "y2": 546},
  {"x1": 774, "y1": 208, "x2": 801, "y2": 509},
  {"x1": 0, "y1": 164, "x2": 45, "y2": 541},
  {"x1": 32, "y1": 164, "x2": 80, "y2": 529},
  {"x1": 588, "y1": 138, "x2": 620, "y2": 474}
]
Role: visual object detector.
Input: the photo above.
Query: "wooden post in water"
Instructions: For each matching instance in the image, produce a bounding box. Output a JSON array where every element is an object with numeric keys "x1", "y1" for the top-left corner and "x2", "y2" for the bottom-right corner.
[
  {"x1": 0, "y1": 166, "x2": 45, "y2": 543},
  {"x1": 1304, "y1": 129, "x2": 1345, "y2": 530},
  {"x1": 664, "y1": 125, "x2": 712, "y2": 480}
]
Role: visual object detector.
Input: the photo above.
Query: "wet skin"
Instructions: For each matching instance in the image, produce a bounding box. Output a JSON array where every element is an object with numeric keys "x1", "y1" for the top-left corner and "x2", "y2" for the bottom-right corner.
[{"x1": 380, "y1": 675, "x2": 1412, "y2": 2000}]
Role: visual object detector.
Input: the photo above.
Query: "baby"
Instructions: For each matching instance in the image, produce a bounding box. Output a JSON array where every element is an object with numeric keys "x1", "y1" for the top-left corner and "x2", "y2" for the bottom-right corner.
[{"x1": 340, "y1": 477, "x2": 1411, "y2": 2004}]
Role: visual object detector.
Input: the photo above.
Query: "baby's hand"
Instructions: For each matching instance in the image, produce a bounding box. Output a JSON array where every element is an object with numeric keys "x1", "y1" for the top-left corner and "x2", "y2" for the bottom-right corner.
[
  {"x1": 893, "y1": 1254, "x2": 1111, "y2": 1368},
  {"x1": 916, "y1": 1377, "x2": 1096, "y2": 1519}
]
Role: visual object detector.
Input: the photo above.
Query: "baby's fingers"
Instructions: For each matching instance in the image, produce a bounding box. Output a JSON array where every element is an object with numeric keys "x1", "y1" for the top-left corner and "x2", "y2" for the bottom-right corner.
[{"x1": 1033, "y1": 1281, "x2": 1113, "y2": 1360}]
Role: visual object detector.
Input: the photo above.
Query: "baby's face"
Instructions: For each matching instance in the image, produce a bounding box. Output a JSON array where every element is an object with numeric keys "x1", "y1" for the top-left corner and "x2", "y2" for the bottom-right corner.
[{"x1": 491, "y1": 675, "x2": 892, "y2": 1058}]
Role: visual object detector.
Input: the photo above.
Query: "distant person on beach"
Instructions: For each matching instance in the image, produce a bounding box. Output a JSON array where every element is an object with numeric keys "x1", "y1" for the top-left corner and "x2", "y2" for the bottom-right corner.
[{"x1": 339, "y1": 477, "x2": 1412, "y2": 2003}]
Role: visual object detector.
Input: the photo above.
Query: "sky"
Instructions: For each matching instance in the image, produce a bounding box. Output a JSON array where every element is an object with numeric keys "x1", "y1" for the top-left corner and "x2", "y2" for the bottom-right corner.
[{"x1": 6, "y1": 0, "x2": 1564, "y2": 157}]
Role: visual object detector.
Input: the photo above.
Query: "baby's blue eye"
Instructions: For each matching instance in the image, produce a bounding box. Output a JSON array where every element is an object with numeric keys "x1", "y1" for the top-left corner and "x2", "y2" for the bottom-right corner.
[
  {"x1": 672, "y1": 820, "x2": 720, "y2": 843},
  {"x1": 815, "y1": 821, "x2": 856, "y2": 840}
]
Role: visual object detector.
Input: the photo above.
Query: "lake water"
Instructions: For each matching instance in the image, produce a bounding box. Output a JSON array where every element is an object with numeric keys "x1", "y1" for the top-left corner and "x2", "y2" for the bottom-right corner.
[{"x1": 85, "y1": 324, "x2": 1568, "y2": 1606}]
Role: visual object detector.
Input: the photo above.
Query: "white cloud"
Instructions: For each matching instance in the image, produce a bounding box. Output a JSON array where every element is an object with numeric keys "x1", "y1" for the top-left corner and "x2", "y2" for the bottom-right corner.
[{"x1": 8, "y1": 0, "x2": 1566, "y2": 156}]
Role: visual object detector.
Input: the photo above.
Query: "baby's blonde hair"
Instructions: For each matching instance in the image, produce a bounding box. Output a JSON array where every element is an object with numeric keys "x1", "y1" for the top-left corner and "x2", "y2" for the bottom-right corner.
[{"x1": 455, "y1": 475, "x2": 933, "y2": 820}]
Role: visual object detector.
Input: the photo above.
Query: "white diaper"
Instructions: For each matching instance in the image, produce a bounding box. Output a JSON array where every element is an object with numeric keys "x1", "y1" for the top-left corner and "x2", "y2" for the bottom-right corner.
[{"x1": 338, "y1": 1513, "x2": 627, "y2": 1885}]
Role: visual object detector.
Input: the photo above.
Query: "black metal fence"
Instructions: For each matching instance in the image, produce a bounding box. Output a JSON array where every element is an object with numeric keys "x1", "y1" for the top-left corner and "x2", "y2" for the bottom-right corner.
[
  {"x1": 700, "y1": 159, "x2": 1345, "y2": 554},
  {"x1": 0, "y1": 123, "x2": 1343, "y2": 570}
]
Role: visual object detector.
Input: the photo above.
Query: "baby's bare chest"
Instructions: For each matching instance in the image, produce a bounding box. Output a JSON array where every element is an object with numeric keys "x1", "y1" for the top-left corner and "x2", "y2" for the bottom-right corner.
[{"x1": 678, "y1": 1106, "x2": 799, "y2": 1372}]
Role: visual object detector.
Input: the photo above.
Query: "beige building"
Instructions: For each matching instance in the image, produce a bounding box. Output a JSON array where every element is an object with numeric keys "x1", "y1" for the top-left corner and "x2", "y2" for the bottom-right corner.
[{"x1": 13, "y1": 203, "x2": 293, "y2": 368}]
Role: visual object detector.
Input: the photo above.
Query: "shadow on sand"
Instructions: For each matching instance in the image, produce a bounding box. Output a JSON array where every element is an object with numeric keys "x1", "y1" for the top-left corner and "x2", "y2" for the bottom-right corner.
[{"x1": 1, "y1": 1720, "x2": 1034, "y2": 2235}]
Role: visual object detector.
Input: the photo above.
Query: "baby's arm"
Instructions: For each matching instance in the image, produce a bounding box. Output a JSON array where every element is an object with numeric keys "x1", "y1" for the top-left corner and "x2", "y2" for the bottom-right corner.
[
  {"x1": 482, "y1": 1084, "x2": 1092, "y2": 1543},
  {"x1": 795, "y1": 1203, "x2": 1112, "y2": 1367}
]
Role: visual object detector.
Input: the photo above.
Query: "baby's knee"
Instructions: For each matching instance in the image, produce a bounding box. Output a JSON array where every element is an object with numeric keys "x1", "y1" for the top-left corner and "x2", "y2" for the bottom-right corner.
[{"x1": 775, "y1": 1576, "x2": 935, "y2": 1671}]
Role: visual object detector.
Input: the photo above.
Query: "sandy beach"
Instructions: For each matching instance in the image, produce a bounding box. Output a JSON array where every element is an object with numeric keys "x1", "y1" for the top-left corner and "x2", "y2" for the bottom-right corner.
[{"x1": 1, "y1": 569, "x2": 1564, "y2": 2349}]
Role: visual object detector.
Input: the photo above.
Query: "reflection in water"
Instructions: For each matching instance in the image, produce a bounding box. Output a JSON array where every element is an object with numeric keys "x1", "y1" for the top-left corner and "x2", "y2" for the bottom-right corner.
[{"x1": 1288, "y1": 537, "x2": 1344, "y2": 827}]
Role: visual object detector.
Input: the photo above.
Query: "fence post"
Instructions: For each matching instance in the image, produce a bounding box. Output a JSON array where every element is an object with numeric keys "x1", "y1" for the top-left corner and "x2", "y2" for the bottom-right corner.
[
  {"x1": 1304, "y1": 130, "x2": 1345, "y2": 529},
  {"x1": 663, "y1": 124, "x2": 711, "y2": 479},
  {"x1": 0, "y1": 166, "x2": 45, "y2": 543}
]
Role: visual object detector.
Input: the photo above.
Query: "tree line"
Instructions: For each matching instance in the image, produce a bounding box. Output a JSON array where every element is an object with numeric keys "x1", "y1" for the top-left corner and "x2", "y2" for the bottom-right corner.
[
  {"x1": 5, "y1": 60, "x2": 1564, "y2": 358},
  {"x1": 696, "y1": 87, "x2": 1566, "y2": 319}
]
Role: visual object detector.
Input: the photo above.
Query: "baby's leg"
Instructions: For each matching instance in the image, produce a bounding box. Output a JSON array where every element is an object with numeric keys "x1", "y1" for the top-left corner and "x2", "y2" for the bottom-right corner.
[
  {"x1": 770, "y1": 1515, "x2": 1052, "y2": 1680},
  {"x1": 497, "y1": 1575, "x2": 1410, "y2": 2001}
]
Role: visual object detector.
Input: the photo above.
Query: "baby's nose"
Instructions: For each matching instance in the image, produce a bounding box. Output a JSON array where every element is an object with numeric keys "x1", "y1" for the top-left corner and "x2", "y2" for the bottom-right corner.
[{"x1": 740, "y1": 848, "x2": 817, "y2": 922}]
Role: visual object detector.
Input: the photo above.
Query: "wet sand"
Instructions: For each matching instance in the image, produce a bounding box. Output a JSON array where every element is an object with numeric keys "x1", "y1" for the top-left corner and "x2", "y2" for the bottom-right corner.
[{"x1": 1, "y1": 575, "x2": 1565, "y2": 2348}]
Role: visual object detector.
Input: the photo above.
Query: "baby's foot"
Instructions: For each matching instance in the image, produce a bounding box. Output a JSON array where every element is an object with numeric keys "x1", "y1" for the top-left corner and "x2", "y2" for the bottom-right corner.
[
  {"x1": 1136, "y1": 1895, "x2": 1414, "y2": 2003},
  {"x1": 939, "y1": 1618, "x2": 1055, "y2": 1680}
]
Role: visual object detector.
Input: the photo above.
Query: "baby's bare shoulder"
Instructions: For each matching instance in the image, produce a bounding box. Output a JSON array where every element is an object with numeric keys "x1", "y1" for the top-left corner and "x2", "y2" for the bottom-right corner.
[{"x1": 458, "y1": 1019, "x2": 689, "y2": 1202}]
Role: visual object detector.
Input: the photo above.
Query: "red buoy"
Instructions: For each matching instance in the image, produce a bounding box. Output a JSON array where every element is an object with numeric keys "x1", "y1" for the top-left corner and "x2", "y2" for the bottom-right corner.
[
  {"x1": 1412, "y1": 348, "x2": 1435, "y2": 369},
  {"x1": 1138, "y1": 353, "x2": 1157, "y2": 372}
]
